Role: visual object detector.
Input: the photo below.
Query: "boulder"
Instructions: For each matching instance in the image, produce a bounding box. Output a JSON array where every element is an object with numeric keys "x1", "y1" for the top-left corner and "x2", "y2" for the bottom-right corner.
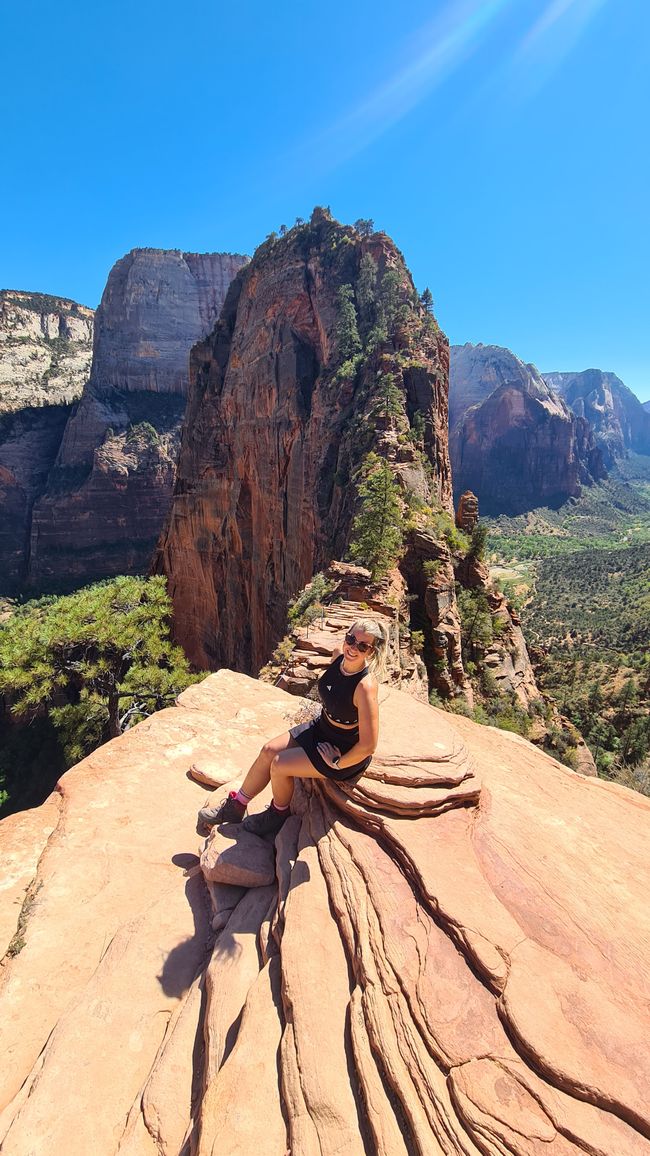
[{"x1": 200, "y1": 825, "x2": 276, "y2": 888}]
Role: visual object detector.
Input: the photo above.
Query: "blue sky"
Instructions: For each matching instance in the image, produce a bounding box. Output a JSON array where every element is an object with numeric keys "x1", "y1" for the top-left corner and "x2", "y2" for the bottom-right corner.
[{"x1": 2, "y1": 0, "x2": 648, "y2": 399}]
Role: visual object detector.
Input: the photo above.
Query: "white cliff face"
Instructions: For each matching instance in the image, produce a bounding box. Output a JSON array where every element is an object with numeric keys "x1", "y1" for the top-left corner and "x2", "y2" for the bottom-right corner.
[
  {"x1": 88, "y1": 249, "x2": 248, "y2": 396},
  {"x1": 0, "y1": 291, "x2": 94, "y2": 412}
]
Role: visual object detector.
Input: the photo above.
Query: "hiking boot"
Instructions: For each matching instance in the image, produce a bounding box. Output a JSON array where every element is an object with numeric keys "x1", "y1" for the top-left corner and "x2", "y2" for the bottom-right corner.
[
  {"x1": 197, "y1": 792, "x2": 246, "y2": 835},
  {"x1": 241, "y1": 804, "x2": 290, "y2": 838}
]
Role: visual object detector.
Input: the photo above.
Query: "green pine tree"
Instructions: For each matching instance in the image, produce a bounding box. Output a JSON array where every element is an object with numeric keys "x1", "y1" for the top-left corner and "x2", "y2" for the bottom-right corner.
[
  {"x1": 0, "y1": 575, "x2": 202, "y2": 767},
  {"x1": 349, "y1": 453, "x2": 404, "y2": 579},
  {"x1": 356, "y1": 253, "x2": 378, "y2": 338},
  {"x1": 335, "y1": 284, "x2": 362, "y2": 362}
]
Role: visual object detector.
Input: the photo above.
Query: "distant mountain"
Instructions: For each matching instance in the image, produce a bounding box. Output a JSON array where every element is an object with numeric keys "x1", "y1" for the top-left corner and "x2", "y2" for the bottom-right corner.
[
  {"x1": 449, "y1": 344, "x2": 605, "y2": 516},
  {"x1": 644, "y1": 400, "x2": 650, "y2": 413},
  {"x1": 26, "y1": 248, "x2": 248, "y2": 593},
  {"x1": 542, "y1": 369, "x2": 650, "y2": 466}
]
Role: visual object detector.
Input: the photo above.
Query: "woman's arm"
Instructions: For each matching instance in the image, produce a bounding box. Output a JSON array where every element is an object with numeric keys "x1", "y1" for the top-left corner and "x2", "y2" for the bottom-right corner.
[{"x1": 336, "y1": 678, "x2": 379, "y2": 769}]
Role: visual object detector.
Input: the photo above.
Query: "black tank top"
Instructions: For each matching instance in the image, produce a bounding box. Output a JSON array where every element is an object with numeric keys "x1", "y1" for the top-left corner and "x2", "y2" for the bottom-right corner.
[{"x1": 317, "y1": 655, "x2": 369, "y2": 725}]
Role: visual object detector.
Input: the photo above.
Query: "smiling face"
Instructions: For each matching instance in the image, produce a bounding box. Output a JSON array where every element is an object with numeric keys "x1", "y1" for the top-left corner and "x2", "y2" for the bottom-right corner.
[{"x1": 343, "y1": 626, "x2": 376, "y2": 666}]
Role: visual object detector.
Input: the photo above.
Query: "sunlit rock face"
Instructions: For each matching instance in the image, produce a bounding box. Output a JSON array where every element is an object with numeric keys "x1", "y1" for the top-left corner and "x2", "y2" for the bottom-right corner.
[
  {"x1": 0, "y1": 291, "x2": 94, "y2": 591},
  {"x1": 449, "y1": 344, "x2": 605, "y2": 515},
  {"x1": 1, "y1": 671, "x2": 648, "y2": 1155},
  {"x1": 26, "y1": 249, "x2": 247, "y2": 591},
  {"x1": 543, "y1": 367, "x2": 650, "y2": 465},
  {"x1": 156, "y1": 212, "x2": 452, "y2": 673}
]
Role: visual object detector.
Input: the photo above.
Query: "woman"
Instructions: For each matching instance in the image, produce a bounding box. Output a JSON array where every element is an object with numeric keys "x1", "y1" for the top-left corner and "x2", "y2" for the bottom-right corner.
[{"x1": 197, "y1": 618, "x2": 388, "y2": 838}]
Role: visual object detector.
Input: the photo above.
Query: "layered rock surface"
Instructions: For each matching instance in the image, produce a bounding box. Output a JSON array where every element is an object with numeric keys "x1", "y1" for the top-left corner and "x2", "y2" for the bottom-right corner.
[
  {"x1": 1, "y1": 671, "x2": 648, "y2": 1154},
  {"x1": 449, "y1": 344, "x2": 605, "y2": 515},
  {"x1": 156, "y1": 212, "x2": 452, "y2": 673},
  {"x1": 543, "y1": 368, "x2": 650, "y2": 465},
  {"x1": 27, "y1": 249, "x2": 247, "y2": 591},
  {"x1": 0, "y1": 291, "x2": 94, "y2": 590}
]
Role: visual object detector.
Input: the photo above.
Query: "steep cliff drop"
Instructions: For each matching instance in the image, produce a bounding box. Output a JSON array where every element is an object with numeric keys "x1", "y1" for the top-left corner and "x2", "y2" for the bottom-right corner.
[
  {"x1": 543, "y1": 367, "x2": 650, "y2": 466},
  {"x1": 449, "y1": 344, "x2": 605, "y2": 515},
  {"x1": 26, "y1": 249, "x2": 247, "y2": 591},
  {"x1": 156, "y1": 209, "x2": 453, "y2": 675},
  {"x1": 0, "y1": 291, "x2": 94, "y2": 591},
  {"x1": 0, "y1": 674, "x2": 648, "y2": 1154}
]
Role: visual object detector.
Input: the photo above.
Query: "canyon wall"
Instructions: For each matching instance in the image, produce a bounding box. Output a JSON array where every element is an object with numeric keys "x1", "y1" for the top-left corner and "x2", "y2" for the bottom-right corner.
[
  {"x1": 543, "y1": 368, "x2": 650, "y2": 465},
  {"x1": 450, "y1": 344, "x2": 605, "y2": 515},
  {"x1": 0, "y1": 292, "x2": 94, "y2": 590},
  {"x1": 156, "y1": 210, "x2": 453, "y2": 673},
  {"x1": 27, "y1": 249, "x2": 247, "y2": 591}
]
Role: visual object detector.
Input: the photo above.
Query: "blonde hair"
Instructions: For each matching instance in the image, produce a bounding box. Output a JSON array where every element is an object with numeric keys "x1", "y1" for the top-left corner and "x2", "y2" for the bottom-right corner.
[{"x1": 351, "y1": 617, "x2": 390, "y2": 682}]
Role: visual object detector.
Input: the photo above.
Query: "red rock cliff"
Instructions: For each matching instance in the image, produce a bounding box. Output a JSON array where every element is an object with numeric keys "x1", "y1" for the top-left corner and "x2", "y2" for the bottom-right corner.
[
  {"x1": 156, "y1": 210, "x2": 452, "y2": 672},
  {"x1": 449, "y1": 344, "x2": 605, "y2": 515}
]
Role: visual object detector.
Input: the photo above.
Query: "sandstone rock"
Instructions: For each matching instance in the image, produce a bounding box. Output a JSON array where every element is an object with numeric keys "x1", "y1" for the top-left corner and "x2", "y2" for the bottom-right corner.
[
  {"x1": 27, "y1": 248, "x2": 247, "y2": 591},
  {"x1": 200, "y1": 825, "x2": 276, "y2": 887},
  {"x1": 1, "y1": 670, "x2": 649, "y2": 1154},
  {"x1": 544, "y1": 367, "x2": 650, "y2": 464},
  {"x1": 156, "y1": 214, "x2": 452, "y2": 673},
  {"x1": 449, "y1": 343, "x2": 606, "y2": 515},
  {"x1": 0, "y1": 291, "x2": 94, "y2": 591},
  {"x1": 0, "y1": 795, "x2": 59, "y2": 958},
  {"x1": 456, "y1": 489, "x2": 479, "y2": 532}
]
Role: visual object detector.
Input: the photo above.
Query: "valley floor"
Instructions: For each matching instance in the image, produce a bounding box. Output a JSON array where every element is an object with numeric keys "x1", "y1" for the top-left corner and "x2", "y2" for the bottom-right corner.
[{"x1": 486, "y1": 460, "x2": 650, "y2": 792}]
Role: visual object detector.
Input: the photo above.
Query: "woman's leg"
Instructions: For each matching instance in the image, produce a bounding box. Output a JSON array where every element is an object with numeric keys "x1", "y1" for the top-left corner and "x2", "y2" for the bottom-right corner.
[
  {"x1": 269, "y1": 747, "x2": 327, "y2": 808},
  {"x1": 239, "y1": 731, "x2": 297, "y2": 801},
  {"x1": 197, "y1": 731, "x2": 298, "y2": 832}
]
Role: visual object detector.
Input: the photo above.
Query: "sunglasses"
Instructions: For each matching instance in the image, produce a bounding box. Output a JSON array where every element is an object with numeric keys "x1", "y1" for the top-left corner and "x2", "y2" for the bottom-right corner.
[{"x1": 344, "y1": 632, "x2": 374, "y2": 654}]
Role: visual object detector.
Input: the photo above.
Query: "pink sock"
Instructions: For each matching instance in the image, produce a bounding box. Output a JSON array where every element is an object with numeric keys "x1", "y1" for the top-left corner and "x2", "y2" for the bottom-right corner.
[
  {"x1": 234, "y1": 788, "x2": 251, "y2": 807},
  {"x1": 271, "y1": 800, "x2": 290, "y2": 812}
]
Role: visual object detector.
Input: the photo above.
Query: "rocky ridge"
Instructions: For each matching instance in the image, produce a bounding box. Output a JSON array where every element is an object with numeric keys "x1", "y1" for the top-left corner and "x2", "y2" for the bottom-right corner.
[
  {"x1": 0, "y1": 291, "x2": 94, "y2": 590},
  {"x1": 1, "y1": 671, "x2": 648, "y2": 1154},
  {"x1": 449, "y1": 343, "x2": 605, "y2": 515},
  {"x1": 156, "y1": 210, "x2": 455, "y2": 677},
  {"x1": 543, "y1": 368, "x2": 650, "y2": 465},
  {"x1": 0, "y1": 290, "x2": 93, "y2": 412},
  {"x1": 26, "y1": 249, "x2": 247, "y2": 591}
]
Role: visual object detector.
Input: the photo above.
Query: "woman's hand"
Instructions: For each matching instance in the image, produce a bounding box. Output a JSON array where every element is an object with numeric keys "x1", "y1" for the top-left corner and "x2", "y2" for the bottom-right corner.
[{"x1": 317, "y1": 742, "x2": 342, "y2": 768}]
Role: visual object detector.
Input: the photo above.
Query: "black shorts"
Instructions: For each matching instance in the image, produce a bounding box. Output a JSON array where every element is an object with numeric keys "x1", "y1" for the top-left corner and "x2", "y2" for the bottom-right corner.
[{"x1": 289, "y1": 711, "x2": 371, "y2": 782}]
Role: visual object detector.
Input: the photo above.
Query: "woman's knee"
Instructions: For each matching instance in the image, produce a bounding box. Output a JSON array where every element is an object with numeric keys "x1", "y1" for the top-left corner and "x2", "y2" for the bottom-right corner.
[
  {"x1": 269, "y1": 753, "x2": 284, "y2": 776},
  {"x1": 261, "y1": 732, "x2": 291, "y2": 760}
]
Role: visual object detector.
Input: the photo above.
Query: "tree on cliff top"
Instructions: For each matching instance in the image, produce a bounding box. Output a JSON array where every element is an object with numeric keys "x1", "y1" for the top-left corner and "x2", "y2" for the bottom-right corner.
[
  {"x1": 0, "y1": 576, "x2": 201, "y2": 767},
  {"x1": 349, "y1": 453, "x2": 404, "y2": 579}
]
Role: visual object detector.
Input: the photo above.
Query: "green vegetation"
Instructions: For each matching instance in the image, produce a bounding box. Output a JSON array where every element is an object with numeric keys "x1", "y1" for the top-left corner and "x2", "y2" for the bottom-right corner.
[
  {"x1": 488, "y1": 477, "x2": 650, "y2": 560},
  {"x1": 456, "y1": 586, "x2": 496, "y2": 664},
  {"x1": 0, "y1": 577, "x2": 202, "y2": 812},
  {"x1": 125, "y1": 421, "x2": 160, "y2": 446},
  {"x1": 287, "y1": 572, "x2": 334, "y2": 625},
  {"x1": 486, "y1": 475, "x2": 650, "y2": 791},
  {"x1": 368, "y1": 372, "x2": 404, "y2": 421},
  {"x1": 334, "y1": 284, "x2": 362, "y2": 362},
  {"x1": 349, "y1": 452, "x2": 404, "y2": 579}
]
